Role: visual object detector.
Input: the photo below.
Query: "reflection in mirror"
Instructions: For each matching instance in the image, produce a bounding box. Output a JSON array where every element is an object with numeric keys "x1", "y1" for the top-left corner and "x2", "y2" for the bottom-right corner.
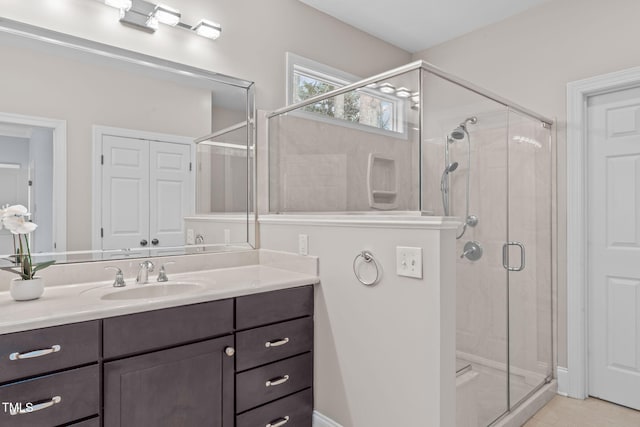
[{"x1": 0, "y1": 20, "x2": 255, "y2": 265}]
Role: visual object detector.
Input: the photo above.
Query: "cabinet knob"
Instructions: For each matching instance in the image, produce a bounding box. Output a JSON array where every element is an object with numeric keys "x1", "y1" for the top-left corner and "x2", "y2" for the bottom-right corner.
[
  {"x1": 224, "y1": 346, "x2": 235, "y2": 357},
  {"x1": 151, "y1": 238, "x2": 159, "y2": 246},
  {"x1": 140, "y1": 239, "x2": 148, "y2": 246}
]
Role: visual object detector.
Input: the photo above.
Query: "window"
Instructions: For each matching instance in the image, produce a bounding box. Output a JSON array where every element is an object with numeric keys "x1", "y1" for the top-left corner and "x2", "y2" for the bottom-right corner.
[{"x1": 286, "y1": 53, "x2": 405, "y2": 135}]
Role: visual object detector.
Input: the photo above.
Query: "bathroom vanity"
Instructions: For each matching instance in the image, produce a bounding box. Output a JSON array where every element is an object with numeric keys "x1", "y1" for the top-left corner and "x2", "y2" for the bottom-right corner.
[{"x1": 0, "y1": 259, "x2": 317, "y2": 427}]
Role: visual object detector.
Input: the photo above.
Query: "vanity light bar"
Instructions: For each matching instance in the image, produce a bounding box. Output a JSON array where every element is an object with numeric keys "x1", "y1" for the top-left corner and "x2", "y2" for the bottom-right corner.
[{"x1": 104, "y1": 0, "x2": 221, "y2": 40}]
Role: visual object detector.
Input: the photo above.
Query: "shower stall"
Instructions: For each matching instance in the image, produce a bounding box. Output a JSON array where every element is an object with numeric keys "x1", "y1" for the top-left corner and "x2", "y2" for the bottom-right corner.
[{"x1": 267, "y1": 61, "x2": 553, "y2": 426}]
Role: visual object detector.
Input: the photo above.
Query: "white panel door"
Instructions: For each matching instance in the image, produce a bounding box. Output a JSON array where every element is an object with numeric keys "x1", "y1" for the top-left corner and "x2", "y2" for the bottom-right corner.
[
  {"x1": 149, "y1": 141, "x2": 192, "y2": 252},
  {"x1": 101, "y1": 135, "x2": 150, "y2": 252},
  {"x1": 0, "y1": 165, "x2": 28, "y2": 255},
  {"x1": 588, "y1": 87, "x2": 640, "y2": 410}
]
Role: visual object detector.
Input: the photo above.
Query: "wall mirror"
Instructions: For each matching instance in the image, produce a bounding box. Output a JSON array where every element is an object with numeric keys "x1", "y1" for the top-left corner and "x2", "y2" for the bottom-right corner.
[{"x1": 0, "y1": 19, "x2": 255, "y2": 265}]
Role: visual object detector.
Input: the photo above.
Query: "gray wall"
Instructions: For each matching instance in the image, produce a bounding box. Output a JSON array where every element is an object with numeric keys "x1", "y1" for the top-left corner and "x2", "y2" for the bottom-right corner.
[
  {"x1": 413, "y1": 0, "x2": 640, "y2": 369},
  {"x1": 2, "y1": 0, "x2": 411, "y2": 111}
]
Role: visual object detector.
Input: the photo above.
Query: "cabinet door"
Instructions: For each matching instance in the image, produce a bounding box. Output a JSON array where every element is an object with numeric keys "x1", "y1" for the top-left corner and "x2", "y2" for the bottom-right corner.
[{"x1": 104, "y1": 336, "x2": 234, "y2": 427}]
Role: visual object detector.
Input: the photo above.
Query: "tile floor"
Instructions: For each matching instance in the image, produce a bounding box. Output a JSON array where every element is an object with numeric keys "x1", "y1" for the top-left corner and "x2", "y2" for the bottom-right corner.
[{"x1": 523, "y1": 396, "x2": 640, "y2": 427}]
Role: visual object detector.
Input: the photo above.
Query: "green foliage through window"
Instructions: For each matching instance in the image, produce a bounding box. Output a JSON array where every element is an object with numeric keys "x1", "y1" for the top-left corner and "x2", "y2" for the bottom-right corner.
[{"x1": 293, "y1": 71, "x2": 397, "y2": 132}]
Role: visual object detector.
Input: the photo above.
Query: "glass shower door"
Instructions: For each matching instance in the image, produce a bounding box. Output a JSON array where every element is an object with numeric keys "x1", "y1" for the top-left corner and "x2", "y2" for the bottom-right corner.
[
  {"x1": 506, "y1": 110, "x2": 553, "y2": 408},
  {"x1": 445, "y1": 104, "x2": 511, "y2": 426}
]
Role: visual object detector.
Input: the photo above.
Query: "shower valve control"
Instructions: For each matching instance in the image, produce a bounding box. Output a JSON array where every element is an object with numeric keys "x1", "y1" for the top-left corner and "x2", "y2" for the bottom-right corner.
[{"x1": 396, "y1": 246, "x2": 423, "y2": 279}]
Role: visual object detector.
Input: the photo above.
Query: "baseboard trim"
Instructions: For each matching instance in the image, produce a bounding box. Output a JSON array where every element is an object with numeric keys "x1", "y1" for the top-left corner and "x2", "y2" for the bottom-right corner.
[
  {"x1": 556, "y1": 366, "x2": 569, "y2": 396},
  {"x1": 313, "y1": 410, "x2": 343, "y2": 427}
]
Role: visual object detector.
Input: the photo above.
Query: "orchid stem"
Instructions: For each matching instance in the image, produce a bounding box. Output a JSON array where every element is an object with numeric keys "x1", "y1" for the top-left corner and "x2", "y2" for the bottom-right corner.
[{"x1": 24, "y1": 234, "x2": 33, "y2": 279}]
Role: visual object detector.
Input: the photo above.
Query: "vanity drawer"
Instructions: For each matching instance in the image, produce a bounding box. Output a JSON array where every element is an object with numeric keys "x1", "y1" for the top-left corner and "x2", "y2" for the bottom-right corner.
[
  {"x1": 236, "y1": 352, "x2": 313, "y2": 413},
  {"x1": 236, "y1": 286, "x2": 313, "y2": 330},
  {"x1": 0, "y1": 365, "x2": 99, "y2": 427},
  {"x1": 236, "y1": 388, "x2": 312, "y2": 427},
  {"x1": 0, "y1": 321, "x2": 99, "y2": 383},
  {"x1": 236, "y1": 317, "x2": 313, "y2": 371},
  {"x1": 68, "y1": 417, "x2": 100, "y2": 426},
  {"x1": 103, "y1": 298, "x2": 233, "y2": 359}
]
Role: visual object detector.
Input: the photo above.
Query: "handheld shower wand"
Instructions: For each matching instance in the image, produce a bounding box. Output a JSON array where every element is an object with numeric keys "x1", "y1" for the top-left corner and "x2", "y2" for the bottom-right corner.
[{"x1": 440, "y1": 162, "x2": 459, "y2": 216}]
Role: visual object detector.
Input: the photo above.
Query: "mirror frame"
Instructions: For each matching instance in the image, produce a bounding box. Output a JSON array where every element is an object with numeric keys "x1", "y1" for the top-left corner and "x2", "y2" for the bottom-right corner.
[{"x1": 0, "y1": 17, "x2": 257, "y2": 263}]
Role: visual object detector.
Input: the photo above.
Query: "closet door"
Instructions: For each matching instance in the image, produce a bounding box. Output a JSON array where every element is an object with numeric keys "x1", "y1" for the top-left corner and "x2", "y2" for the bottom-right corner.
[
  {"x1": 149, "y1": 141, "x2": 192, "y2": 251},
  {"x1": 101, "y1": 135, "x2": 150, "y2": 252}
]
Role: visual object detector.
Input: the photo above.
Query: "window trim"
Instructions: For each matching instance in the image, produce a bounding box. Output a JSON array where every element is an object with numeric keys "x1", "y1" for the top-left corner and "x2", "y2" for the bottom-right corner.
[{"x1": 285, "y1": 52, "x2": 407, "y2": 139}]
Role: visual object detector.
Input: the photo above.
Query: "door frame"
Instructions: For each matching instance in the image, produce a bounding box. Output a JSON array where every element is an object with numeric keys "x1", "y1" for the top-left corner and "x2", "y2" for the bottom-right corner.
[
  {"x1": 91, "y1": 125, "x2": 195, "y2": 251},
  {"x1": 0, "y1": 111, "x2": 67, "y2": 252},
  {"x1": 566, "y1": 65, "x2": 640, "y2": 399}
]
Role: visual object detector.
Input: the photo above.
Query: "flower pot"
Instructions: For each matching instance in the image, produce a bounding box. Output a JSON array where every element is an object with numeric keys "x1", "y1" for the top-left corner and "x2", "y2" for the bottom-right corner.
[{"x1": 10, "y1": 277, "x2": 44, "y2": 301}]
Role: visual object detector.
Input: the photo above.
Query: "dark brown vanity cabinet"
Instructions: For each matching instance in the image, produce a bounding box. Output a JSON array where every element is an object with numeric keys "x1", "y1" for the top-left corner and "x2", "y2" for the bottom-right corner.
[
  {"x1": 0, "y1": 284, "x2": 314, "y2": 427},
  {"x1": 0, "y1": 321, "x2": 101, "y2": 426},
  {"x1": 102, "y1": 299, "x2": 235, "y2": 427},
  {"x1": 103, "y1": 336, "x2": 234, "y2": 427},
  {"x1": 235, "y1": 286, "x2": 314, "y2": 427}
]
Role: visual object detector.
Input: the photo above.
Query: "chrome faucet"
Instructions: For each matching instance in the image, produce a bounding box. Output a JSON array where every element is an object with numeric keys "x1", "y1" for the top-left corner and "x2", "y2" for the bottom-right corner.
[{"x1": 136, "y1": 260, "x2": 155, "y2": 285}]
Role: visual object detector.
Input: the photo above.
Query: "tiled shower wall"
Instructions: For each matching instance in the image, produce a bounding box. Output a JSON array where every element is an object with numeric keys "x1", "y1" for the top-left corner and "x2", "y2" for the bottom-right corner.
[{"x1": 269, "y1": 114, "x2": 420, "y2": 212}]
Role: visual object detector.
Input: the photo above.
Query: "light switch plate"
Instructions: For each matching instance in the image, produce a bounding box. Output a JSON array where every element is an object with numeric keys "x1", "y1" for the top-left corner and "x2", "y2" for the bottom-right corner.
[
  {"x1": 396, "y1": 246, "x2": 423, "y2": 278},
  {"x1": 186, "y1": 229, "x2": 195, "y2": 245},
  {"x1": 298, "y1": 234, "x2": 309, "y2": 255}
]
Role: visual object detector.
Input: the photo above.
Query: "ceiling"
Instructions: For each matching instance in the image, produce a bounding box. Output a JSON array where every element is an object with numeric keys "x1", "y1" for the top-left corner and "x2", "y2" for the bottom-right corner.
[{"x1": 299, "y1": 0, "x2": 550, "y2": 53}]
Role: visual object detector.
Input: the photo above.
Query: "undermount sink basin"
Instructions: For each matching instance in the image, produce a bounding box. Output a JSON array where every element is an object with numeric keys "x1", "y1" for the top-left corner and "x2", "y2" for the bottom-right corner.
[{"x1": 101, "y1": 283, "x2": 203, "y2": 300}]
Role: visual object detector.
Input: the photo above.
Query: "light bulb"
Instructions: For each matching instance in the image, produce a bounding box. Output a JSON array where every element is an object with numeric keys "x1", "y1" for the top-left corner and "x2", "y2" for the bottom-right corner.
[
  {"x1": 379, "y1": 83, "x2": 395, "y2": 94},
  {"x1": 193, "y1": 19, "x2": 222, "y2": 39},
  {"x1": 154, "y1": 4, "x2": 181, "y2": 26},
  {"x1": 105, "y1": 0, "x2": 132, "y2": 10}
]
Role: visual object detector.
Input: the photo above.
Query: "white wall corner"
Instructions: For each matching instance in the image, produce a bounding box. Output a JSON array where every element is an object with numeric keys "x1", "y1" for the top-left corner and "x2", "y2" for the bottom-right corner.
[
  {"x1": 556, "y1": 367, "x2": 569, "y2": 396},
  {"x1": 313, "y1": 410, "x2": 343, "y2": 427}
]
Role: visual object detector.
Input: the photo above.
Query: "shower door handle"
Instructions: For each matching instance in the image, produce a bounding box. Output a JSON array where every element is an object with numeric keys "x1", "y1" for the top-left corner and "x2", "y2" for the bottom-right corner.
[{"x1": 502, "y1": 242, "x2": 525, "y2": 272}]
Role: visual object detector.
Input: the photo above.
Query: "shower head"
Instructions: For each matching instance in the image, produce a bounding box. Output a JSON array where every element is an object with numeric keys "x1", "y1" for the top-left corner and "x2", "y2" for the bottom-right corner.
[
  {"x1": 449, "y1": 116, "x2": 478, "y2": 141},
  {"x1": 445, "y1": 162, "x2": 459, "y2": 173},
  {"x1": 450, "y1": 127, "x2": 466, "y2": 140}
]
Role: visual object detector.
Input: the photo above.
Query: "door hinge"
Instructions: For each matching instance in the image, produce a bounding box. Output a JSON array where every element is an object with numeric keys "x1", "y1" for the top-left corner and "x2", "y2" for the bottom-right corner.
[
  {"x1": 100, "y1": 228, "x2": 104, "y2": 238},
  {"x1": 101, "y1": 155, "x2": 104, "y2": 165},
  {"x1": 28, "y1": 180, "x2": 33, "y2": 186},
  {"x1": 54, "y1": 242, "x2": 57, "y2": 249},
  {"x1": 189, "y1": 162, "x2": 192, "y2": 172}
]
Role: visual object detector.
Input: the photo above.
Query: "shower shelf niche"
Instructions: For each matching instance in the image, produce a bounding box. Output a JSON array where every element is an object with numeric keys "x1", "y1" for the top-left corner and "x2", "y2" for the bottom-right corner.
[{"x1": 367, "y1": 153, "x2": 398, "y2": 210}]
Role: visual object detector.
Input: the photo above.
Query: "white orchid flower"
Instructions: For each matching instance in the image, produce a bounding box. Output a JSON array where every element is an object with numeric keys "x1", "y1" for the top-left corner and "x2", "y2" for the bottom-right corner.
[{"x1": 0, "y1": 204, "x2": 37, "y2": 235}]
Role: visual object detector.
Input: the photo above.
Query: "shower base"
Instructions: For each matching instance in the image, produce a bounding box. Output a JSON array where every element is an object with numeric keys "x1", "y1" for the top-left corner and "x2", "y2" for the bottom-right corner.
[{"x1": 456, "y1": 357, "x2": 554, "y2": 427}]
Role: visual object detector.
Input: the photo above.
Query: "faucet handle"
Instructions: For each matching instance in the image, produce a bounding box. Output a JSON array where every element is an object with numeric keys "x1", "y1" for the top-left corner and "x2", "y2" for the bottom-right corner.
[
  {"x1": 157, "y1": 261, "x2": 175, "y2": 282},
  {"x1": 105, "y1": 266, "x2": 126, "y2": 287}
]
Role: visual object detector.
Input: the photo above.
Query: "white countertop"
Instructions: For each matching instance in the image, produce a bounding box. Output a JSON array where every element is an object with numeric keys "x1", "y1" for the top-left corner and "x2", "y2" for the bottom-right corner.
[{"x1": 0, "y1": 264, "x2": 319, "y2": 334}]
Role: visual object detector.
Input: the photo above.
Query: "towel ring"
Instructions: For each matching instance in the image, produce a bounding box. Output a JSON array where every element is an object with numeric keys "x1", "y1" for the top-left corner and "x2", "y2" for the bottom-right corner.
[{"x1": 353, "y1": 250, "x2": 381, "y2": 286}]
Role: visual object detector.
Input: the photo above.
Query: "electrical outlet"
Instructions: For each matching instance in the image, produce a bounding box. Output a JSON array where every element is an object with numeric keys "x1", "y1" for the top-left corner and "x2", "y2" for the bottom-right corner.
[
  {"x1": 224, "y1": 229, "x2": 231, "y2": 245},
  {"x1": 396, "y1": 246, "x2": 423, "y2": 278},
  {"x1": 186, "y1": 229, "x2": 195, "y2": 245},
  {"x1": 298, "y1": 234, "x2": 309, "y2": 255}
]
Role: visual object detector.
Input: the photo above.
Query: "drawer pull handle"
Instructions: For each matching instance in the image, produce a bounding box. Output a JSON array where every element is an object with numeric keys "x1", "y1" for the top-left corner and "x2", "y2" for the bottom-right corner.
[
  {"x1": 266, "y1": 416, "x2": 290, "y2": 427},
  {"x1": 265, "y1": 338, "x2": 290, "y2": 348},
  {"x1": 265, "y1": 375, "x2": 289, "y2": 387},
  {"x1": 10, "y1": 396, "x2": 61, "y2": 415},
  {"x1": 9, "y1": 345, "x2": 61, "y2": 360}
]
